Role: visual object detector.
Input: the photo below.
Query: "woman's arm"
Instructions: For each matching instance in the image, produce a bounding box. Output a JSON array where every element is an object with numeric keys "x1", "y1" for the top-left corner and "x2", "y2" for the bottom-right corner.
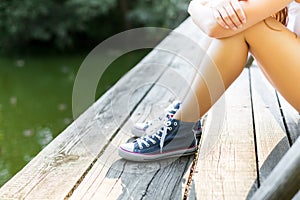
[{"x1": 188, "y1": 0, "x2": 293, "y2": 38}]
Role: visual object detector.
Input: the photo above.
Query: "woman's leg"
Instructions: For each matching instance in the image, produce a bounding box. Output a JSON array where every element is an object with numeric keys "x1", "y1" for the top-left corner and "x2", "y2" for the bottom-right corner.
[
  {"x1": 174, "y1": 32, "x2": 249, "y2": 122},
  {"x1": 119, "y1": 32, "x2": 250, "y2": 161},
  {"x1": 181, "y1": 36, "x2": 213, "y2": 102},
  {"x1": 244, "y1": 18, "x2": 300, "y2": 112},
  {"x1": 175, "y1": 17, "x2": 300, "y2": 123},
  {"x1": 119, "y1": 17, "x2": 300, "y2": 161}
]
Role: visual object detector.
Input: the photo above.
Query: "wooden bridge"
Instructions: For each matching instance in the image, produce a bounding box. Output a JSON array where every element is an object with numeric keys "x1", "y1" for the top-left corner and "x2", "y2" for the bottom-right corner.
[{"x1": 0, "y1": 18, "x2": 299, "y2": 200}]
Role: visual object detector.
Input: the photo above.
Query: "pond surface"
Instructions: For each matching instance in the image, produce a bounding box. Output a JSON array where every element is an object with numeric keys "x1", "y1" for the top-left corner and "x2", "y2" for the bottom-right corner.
[{"x1": 0, "y1": 50, "x2": 148, "y2": 186}]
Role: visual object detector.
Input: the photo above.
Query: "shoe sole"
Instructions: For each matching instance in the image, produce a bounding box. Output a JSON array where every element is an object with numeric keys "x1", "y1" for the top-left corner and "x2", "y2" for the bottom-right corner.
[{"x1": 118, "y1": 146, "x2": 197, "y2": 162}]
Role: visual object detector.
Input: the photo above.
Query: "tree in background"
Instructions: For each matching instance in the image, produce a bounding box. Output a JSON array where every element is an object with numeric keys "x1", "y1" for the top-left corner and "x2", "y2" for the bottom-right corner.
[
  {"x1": 0, "y1": 0, "x2": 117, "y2": 52},
  {"x1": 127, "y1": 0, "x2": 188, "y2": 28},
  {"x1": 0, "y1": 0, "x2": 188, "y2": 54}
]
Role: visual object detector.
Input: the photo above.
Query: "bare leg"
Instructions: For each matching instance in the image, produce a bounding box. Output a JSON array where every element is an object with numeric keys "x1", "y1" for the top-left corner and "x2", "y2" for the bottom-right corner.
[
  {"x1": 245, "y1": 18, "x2": 300, "y2": 112},
  {"x1": 181, "y1": 36, "x2": 213, "y2": 101},
  {"x1": 174, "y1": 33, "x2": 249, "y2": 122},
  {"x1": 175, "y1": 17, "x2": 300, "y2": 122},
  {"x1": 119, "y1": 18, "x2": 300, "y2": 161}
]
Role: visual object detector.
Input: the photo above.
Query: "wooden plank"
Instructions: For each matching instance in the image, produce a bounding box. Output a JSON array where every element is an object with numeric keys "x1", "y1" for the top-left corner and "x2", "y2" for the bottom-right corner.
[
  {"x1": 173, "y1": 19, "x2": 210, "y2": 200},
  {"x1": 277, "y1": 93, "x2": 300, "y2": 144},
  {"x1": 250, "y1": 65, "x2": 290, "y2": 184},
  {"x1": 189, "y1": 69, "x2": 258, "y2": 200},
  {"x1": 0, "y1": 17, "x2": 208, "y2": 199},
  {"x1": 0, "y1": 48, "x2": 174, "y2": 200},
  {"x1": 250, "y1": 137, "x2": 300, "y2": 200},
  {"x1": 69, "y1": 32, "x2": 207, "y2": 199},
  {"x1": 292, "y1": 191, "x2": 300, "y2": 200}
]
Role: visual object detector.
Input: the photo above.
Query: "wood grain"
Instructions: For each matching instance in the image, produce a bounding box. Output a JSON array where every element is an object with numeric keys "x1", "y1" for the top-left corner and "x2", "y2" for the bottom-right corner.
[
  {"x1": 250, "y1": 65, "x2": 290, "y2": 184},
  {"x1": 0, "y1": 18, "x2": 207, "y2": 200},
  {"x1": 250, "y1": 136, "x2": 300, "y2": 200},
  {"x1": 277, "y1": 92, "x2": 300, "y2": 144},
  {"x1": 69, "y1": 32, "x2": 206, "y2": 199},
  {"x1": 190, "y1": 69, "x2": 258, "y2": 200},
  {"x1": 1, "y1": 17, "x2": 298, "y2": 200},
  {"x1": 0, "y1": 42, "x2": 174, "y2": 200}
]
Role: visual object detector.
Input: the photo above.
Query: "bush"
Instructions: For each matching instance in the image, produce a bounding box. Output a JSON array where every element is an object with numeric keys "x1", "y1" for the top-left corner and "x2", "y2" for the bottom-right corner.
[
  {"x1": 128, "y1": 0, "x2": 189, "y2": 28},
  {"x1": 0, "y1": 0, "x2": 188, "y2": 54}
]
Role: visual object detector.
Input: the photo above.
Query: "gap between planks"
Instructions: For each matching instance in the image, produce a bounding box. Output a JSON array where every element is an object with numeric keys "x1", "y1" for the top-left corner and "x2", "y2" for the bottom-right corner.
[
  {"x1": 64, "y1": 56, "x2": 171, "y2": 199},
  {"x1": 0, "y1": 18, "x2": 207, "y2": 199},
  {"x1": 67, "y1": 19, "x2": 208, "y2": 200},
  {"x1": 186, "y1": 68, "x2": 257, "y2": 200},
  {"x1": 68, "y1": 41, "x2": 206, "y2": 200}
]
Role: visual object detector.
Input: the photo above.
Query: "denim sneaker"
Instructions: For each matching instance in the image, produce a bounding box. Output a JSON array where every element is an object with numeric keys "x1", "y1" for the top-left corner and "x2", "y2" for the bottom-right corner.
[
  {"x1": 193, "y1": 119, "x2": 202, "y2": 139},
  {"x1": 131, "y1": 100, "x2": 181, "y2": 137},
  {"x1": 119, "y1": 119, "x2": 200, "y2": 161}
]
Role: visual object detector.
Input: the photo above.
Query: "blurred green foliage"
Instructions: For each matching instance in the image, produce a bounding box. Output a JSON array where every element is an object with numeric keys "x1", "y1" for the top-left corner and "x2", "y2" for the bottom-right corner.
[
  {"x1": 0, "y1": 0, "x2": 117, "y2": 52},
  {"x1": 128, "y1": 0, "x2": 188, "y2": 28},
  {"x1": 0, "y1": 0, "x2": 189, "y2": 54}
]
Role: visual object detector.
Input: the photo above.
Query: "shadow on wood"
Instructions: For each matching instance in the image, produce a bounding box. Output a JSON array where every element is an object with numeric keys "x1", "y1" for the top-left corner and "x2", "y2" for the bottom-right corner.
[
  {"x1": 105, "y1": 156, "x2": 194, "y2": 199},
  {"x1": 245, "y1": 137, "x2": 290, "y2": 200}
]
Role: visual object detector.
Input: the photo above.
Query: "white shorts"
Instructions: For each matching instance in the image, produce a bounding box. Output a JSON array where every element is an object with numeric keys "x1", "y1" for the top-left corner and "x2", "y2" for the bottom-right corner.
[{"x1": 287, "y1": 1, "x2": 300, "y2": 37}]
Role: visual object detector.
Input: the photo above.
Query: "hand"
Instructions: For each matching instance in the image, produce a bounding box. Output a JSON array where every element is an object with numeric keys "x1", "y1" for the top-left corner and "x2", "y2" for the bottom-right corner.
[{"x1": 211, "y1": 0, "x2": 247, "y2": 31}]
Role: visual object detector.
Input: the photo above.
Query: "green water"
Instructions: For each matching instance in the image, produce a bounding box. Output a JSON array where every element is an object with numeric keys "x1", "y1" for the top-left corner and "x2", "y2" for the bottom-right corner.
[{"x1": 0, "y1": 50, "x2": 148, "y2": 186}]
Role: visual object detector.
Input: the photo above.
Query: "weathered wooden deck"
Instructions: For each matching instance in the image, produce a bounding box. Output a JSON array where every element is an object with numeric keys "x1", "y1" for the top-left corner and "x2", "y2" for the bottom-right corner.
[{"x1": 0, "y1": 18, "x2": 300, "y2": 200}]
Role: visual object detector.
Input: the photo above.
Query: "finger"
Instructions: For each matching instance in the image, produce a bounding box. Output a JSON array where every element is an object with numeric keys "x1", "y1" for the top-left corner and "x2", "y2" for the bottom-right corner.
[
  {"x1": 212, "y1": 8, "x2": 229, "y2": 29},
  {"x1": 217, "y1": 7, "x2": 237, "y2": 30},
  {"x1": 230, "y1": 0, "x2": 247, "y2": 24},
  {"x1": 224, "y1": 4, "x2": 242, "y2": 28}
]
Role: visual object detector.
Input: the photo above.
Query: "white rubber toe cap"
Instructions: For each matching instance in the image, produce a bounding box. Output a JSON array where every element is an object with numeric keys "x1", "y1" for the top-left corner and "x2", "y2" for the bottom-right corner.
[
  {"x1": 119, "y1": 142, "x2": 135, "y2": 152},
  {"x1": 131, "y1": 123, "x2": 147, "y2": 137},
  {"x1": 135, "y1": 123, "x2": 148, "y2": 130}
]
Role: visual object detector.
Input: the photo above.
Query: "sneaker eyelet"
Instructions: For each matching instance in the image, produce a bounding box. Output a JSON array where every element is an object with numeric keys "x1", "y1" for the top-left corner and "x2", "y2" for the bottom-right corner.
[
  {"x1": 140, "y1": 146, "x2": 143, "y2": 149},
  {"x1": 169, "y1": 127, "x2": 172, "y2": 130},
  {"x1": 146, "y1": 144, "x2": 150, "y2": 147},
  {"x1": 174, "y1": 122, "x2": 177, "y2": 126}
]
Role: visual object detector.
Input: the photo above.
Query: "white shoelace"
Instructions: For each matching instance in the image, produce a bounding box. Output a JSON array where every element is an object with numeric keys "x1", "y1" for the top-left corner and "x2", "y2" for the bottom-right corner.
[
  {"x1": 136, "y1": 120, "x2": 175, "y2": 152},
  {"x1": 162, "y1": 101, "x2": 181, "y2": 119}
]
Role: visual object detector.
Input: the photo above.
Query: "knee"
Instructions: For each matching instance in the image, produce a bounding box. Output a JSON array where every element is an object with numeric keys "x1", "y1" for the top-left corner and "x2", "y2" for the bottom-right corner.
[
  {"x1": 251, "y1": 17, "x2": 286, "y2": 33},
  {"x1": 263, "y1": 17, "x2": 287, "y2": 31},
  {"x1": 244, "y1": 17, "x2": 289, "y2": 44}
]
